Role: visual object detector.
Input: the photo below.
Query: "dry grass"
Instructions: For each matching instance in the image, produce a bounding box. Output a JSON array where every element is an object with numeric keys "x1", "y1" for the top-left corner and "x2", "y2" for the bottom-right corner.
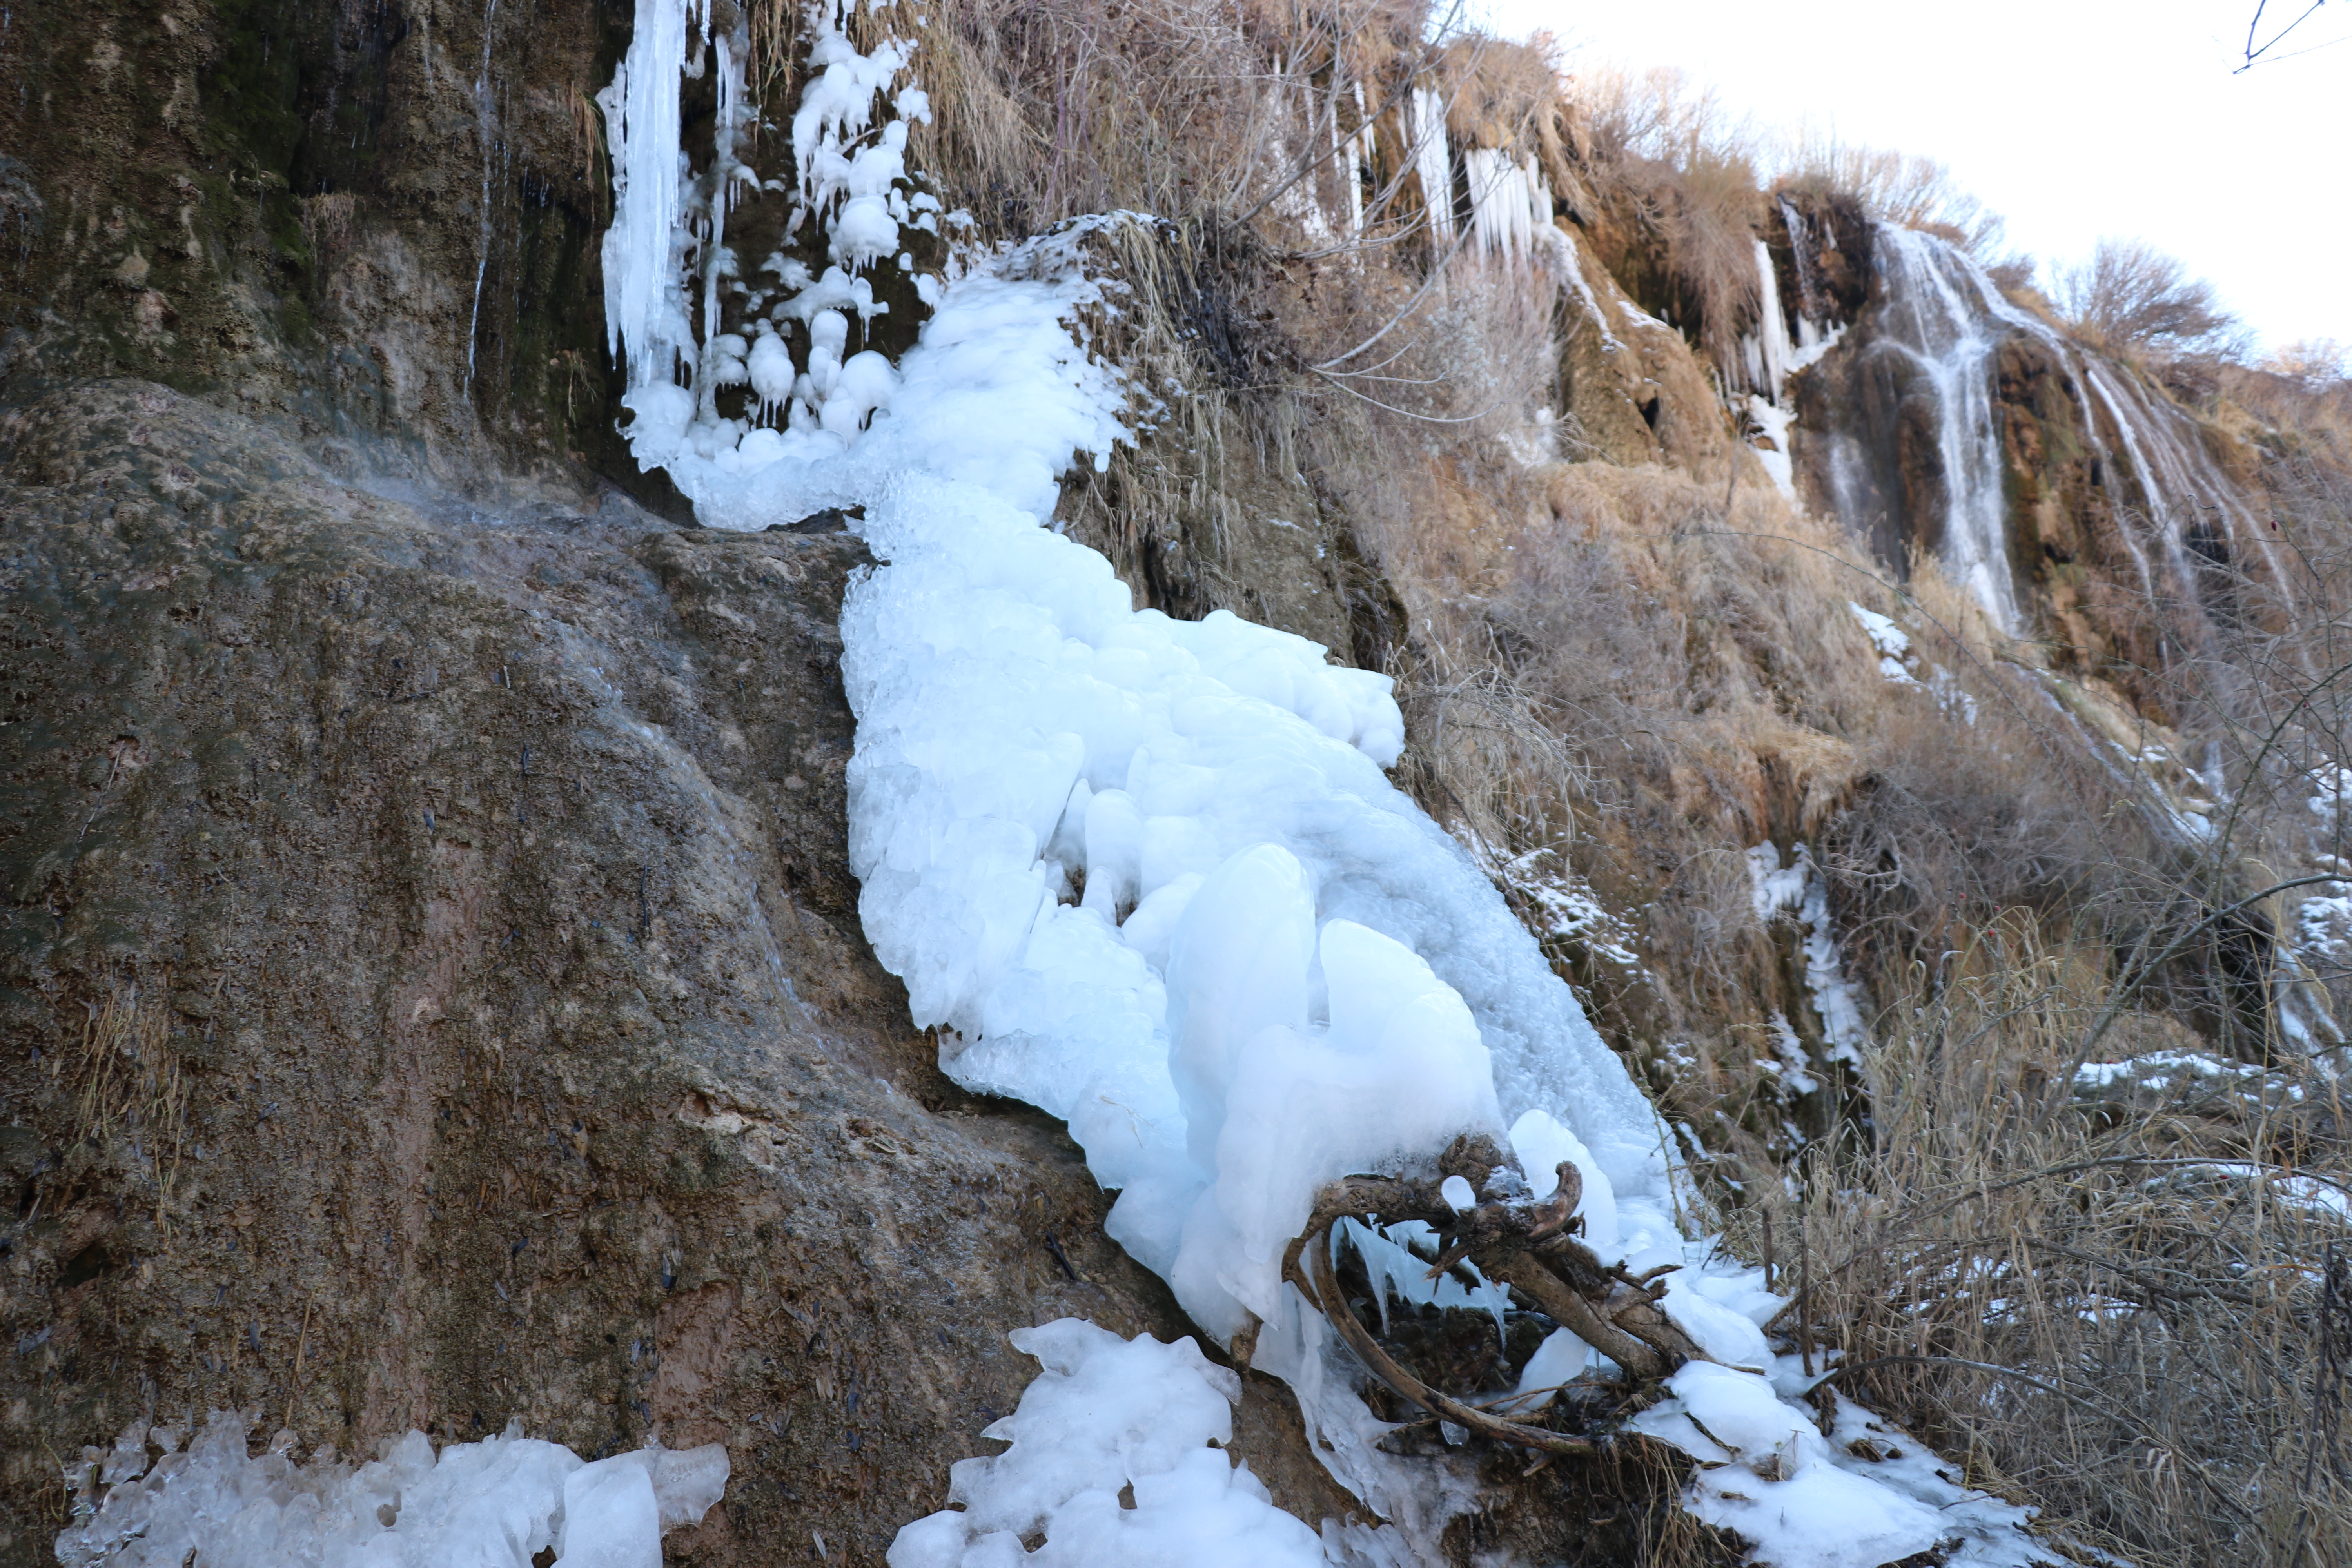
[
  {"x1": 54, "y1": 979, "x2": 195, "y2": 1240},
  {"x1": 2221, "y1": 361, "x2": 2352, "y2": 475},
  {"x1": 907, "y1": 0, "x2": 1418, "y2": 236},
  {"x1": 1308, "y1": 390, "x2": 2352, "y2": 1564},
  {"x1": 1743, "y1": 915, "x2": 2352, "y2": 1567},
  {"x1": 1563, "y1": 66, "x2": 1764, "y2": 383},
  {"x1": 1354, "y1": 435, "x2": 2123, "y2": 1045}
]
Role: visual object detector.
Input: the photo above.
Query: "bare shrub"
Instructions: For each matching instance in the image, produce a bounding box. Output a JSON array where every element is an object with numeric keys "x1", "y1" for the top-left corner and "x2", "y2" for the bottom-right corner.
[
  {"x1": 1776, "y1": 137, "x2": 2005, "y2": 255},
  {"x1": 2271, "y1": 338, "x2": 2350, "y2": 388},
  {"x1": 1773, "y1": 135, "x2": 2035, "y2": 289},
  {"x1": 1565, "y1": 66, "x2": 1764, "y2": 380},
  {"x1": 2056, "y1": 238, "x2": 2248, "y2": 361},
  {"x1": 907, "y1": 0, "x2": 1507, "y2": 242}
]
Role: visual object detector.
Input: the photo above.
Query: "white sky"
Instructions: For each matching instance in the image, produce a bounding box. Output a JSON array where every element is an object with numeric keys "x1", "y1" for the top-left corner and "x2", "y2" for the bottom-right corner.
[{"x1": 1472, "y1": 0, "x2": 2352, "y2": 353}]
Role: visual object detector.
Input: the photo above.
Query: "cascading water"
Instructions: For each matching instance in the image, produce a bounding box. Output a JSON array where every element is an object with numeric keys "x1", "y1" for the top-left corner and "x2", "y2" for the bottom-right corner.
[
  {"x1": 1821, "y1": 227, "x2": 2024, "y2": 630},
  {"x1": 1800, "y1": 222, "x2": 2280, "y2": 634},
  {"x1": 464, "y1": 0, "x2": 505, "y2": 403}
]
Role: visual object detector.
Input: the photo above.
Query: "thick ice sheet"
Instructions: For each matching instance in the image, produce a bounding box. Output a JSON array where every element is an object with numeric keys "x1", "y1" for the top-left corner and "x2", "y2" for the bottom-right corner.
[{"x1": 588, "y1": 13, "x2": 2069, "y2": 1562}]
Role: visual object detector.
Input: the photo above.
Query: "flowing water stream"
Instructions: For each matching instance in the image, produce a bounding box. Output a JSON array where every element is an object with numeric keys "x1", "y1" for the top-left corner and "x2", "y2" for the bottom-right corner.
[{"x1": 1799, "y1": 223, "x2": 2281, "y2": 634}]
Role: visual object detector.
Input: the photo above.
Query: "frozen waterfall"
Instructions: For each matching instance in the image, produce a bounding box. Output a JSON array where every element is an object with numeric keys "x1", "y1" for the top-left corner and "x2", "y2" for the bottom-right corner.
[{"x1": 569, "y1": 10, "x2": 2069, "y2": 1565}]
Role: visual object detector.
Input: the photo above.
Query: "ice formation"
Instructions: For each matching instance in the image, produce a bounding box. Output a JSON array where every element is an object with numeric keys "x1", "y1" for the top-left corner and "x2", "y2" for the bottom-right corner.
[
  {"x1": 1631, "y1": 1367, "x2": 2045, "y2": 1568},
  {"x1": 886, "y1": 1319, "x2": 1329, "y2": 1568},
  {"x1": 1748, "y1": 842, "x2": 1870, "y2": 1069},
  {"x1": 1406, "y1": 89, "x2": 1455, "y2": 247},
  {"x1": 1846, "y1": 601, "x2": 1920, "y2": 686},
  {"x1": 600, "y1": 0, "x2": 939, "y2": 484},
  {"x1": 583, "y1": 10, "x2": 2064, "y2": 1564},
  {"x1": 56, "y1": 1413, "x2": 726, "y2": 1568},
  {"x1": 1464, "y1": 149, "x2": 1553, "y2": 267},
  {"x1": 1738, "y1": 229, "x2": 1844, "y2": 503}
]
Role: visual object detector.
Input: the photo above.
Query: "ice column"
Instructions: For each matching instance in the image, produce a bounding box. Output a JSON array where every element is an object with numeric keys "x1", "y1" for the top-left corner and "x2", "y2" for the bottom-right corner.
[
  {"x1": 1410, "y1": 87, "x2": 1454, "y2": 246},
  {"x1": 599, "y1": 0, "x2": 704, "y2": 392}
]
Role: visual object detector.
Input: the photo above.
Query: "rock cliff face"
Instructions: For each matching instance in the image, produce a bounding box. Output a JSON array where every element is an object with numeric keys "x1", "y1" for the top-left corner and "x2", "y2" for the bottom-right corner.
[
  {"x1": 0, "y1": 380, "x2": 1365, "y2": 1564},
  {"x1": 0, "y1": 0, "x2": 636, "y2": 501},
  {"x1": 1772, "y1": 191, "x2": 2256, "y2": 712},
  {"x1": 1786, "y1": 259, "x2": 2170, "y2": 696},
  {"x1": 0, "y1": 9, "x2": 1452, "y2": 1557}
]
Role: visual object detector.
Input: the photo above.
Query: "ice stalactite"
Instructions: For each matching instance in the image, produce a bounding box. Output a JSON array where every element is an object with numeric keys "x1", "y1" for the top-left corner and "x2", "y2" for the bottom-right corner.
[
  {"x1": 596, "y1": 0, "x2": 936, "y2": 485},
  {"x1": 1341, "y1": 83, "x2": 1373, "y2": 238},
  {"x1": 1274, "y1": 63, "x2": 1339, "y2": 249},
  {"x1": 1777, "y1": 199, "x2": 1831, "y2": 351},
  {"x1": 1408, "y1": 87, "x2": 1454, "y2": 247},
  {"x1": 1463, "y1": 149, "x2": 1551, "y2": 267},
  {"x1": 599, "y1": 0, "x2": 703, "y2": 398},
  {"x1": 1747, "y1": 240, "x2": 1792, "y2": 406}
]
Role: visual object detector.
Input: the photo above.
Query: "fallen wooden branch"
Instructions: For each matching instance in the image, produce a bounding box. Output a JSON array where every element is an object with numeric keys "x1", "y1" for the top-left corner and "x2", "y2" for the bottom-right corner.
[{"x1": 1278, "y1": 1143, "x2": 1714, "y2": 1458}]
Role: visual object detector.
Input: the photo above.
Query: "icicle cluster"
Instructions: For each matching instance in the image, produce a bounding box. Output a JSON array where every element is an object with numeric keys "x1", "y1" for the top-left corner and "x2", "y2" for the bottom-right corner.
[
  {"x1": 599, "y1": 0, "x2": 942, "y2": 481},
  {"x1": 1407, "y1": 88, "x2": 1454, "y2": 247},
  {"x1": 1736, "y1": 205, "x2": 1848, "y2": 502},
  {"x1": 1463, "y1": 148, "x2": 1553, "y2": 266}
]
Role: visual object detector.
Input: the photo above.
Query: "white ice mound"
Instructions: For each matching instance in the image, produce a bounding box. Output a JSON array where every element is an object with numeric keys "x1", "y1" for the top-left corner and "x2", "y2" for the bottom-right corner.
[
  {"x1": 886, "y1": 1319, "x2": 1326, "y2": 1568},
  {"x1": 835, "y1": 290, "x2": 1682, "y2": 1325},
  {"x1": 56, "y1": 1413, "x2": 726, "y2": 1568},
  {"x1": 838, "y1": 453, "x2": 1681, "y2": 1336},
  {"x1": 1632, "y1": 1365, "x2": 2049, "y2": 1568}
]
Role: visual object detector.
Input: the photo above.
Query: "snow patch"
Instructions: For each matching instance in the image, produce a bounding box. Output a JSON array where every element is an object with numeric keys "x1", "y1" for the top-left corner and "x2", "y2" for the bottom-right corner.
[{"x1": 1634, "y1": 1371, "x2": 2051, "y2": 1568}]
